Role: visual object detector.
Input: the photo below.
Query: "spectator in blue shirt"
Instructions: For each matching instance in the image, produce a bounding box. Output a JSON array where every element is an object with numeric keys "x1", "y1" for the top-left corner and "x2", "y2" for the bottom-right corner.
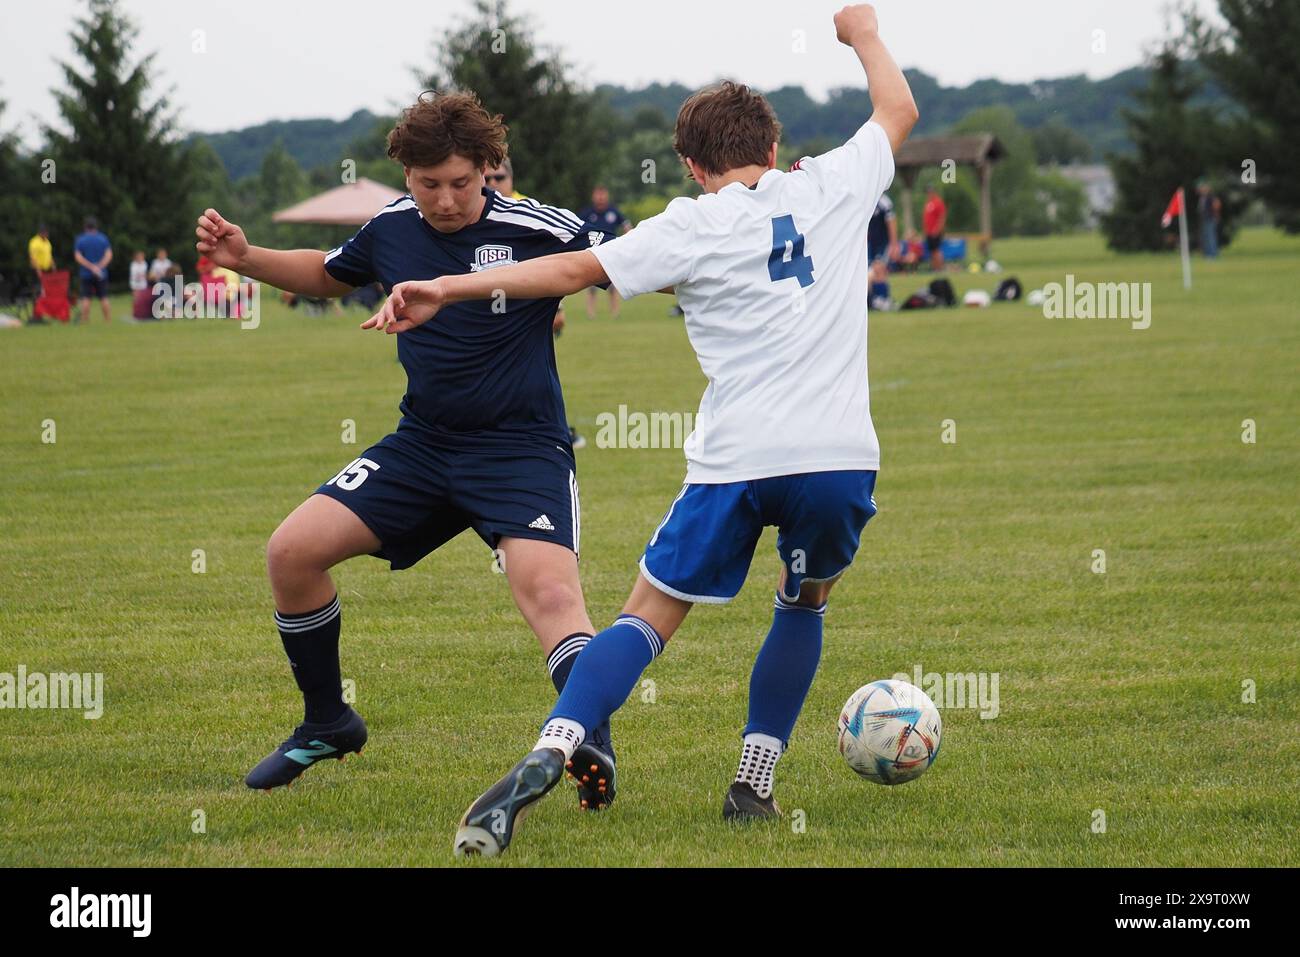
[
  {"x1": 73, "y1": 217, "x2": 113, "y2": 323},
  {"x1": 576, "y1": 186, "x2": 629, "y2": 319}
]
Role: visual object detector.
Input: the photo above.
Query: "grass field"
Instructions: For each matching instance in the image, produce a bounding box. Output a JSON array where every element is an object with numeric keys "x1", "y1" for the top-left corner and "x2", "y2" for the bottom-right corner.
[{"x1": 1, "y1": 229, "x2": 1297, "y2": 867}]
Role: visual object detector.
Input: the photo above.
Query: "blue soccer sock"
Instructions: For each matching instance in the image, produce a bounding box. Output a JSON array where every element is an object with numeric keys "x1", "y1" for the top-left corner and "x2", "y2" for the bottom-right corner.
[
  {"x1": 537, "y1": 615, "x2": 664, "y2": 756},
  {"x1": 546, "y1": 632, "x2": 613, "y2": 753},
  {"x1": 743, "y1": 592, "x2": 827, "y2": 744}
]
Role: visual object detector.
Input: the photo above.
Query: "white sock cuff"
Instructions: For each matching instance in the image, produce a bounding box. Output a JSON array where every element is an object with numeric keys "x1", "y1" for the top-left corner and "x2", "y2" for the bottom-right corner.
[
  {"x1": 735, "y1": 732, "x2": 784, "y2": 799},
  {"x1": 535, "y1": 718, "x2": 585, "y2": 761},
  {"x1": 743, "y1": 732, "x2": 784, "y2": 753}
]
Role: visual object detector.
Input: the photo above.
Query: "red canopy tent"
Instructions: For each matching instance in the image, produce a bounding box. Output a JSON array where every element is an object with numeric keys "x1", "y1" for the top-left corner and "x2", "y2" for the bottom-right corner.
[{"x1": 272, "y1": 178, "x2": 405, "y2": 226}]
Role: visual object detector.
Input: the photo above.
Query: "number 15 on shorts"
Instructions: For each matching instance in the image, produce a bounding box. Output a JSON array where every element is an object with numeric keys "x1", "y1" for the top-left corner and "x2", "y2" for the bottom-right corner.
[{"x1": 327, "y1": 457, "x2": 381, "y2": 491}]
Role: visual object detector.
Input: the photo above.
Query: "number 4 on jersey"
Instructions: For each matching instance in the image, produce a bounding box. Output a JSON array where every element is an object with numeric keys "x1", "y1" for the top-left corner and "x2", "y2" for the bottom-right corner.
[{"x1": 768, "y1": 214, "x2": 815, "y2": 288}]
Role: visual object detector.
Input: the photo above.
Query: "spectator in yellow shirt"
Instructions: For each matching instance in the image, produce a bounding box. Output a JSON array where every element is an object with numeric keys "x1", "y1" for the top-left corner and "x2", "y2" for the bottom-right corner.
[{"x1": 29, "y1": 225, "x2": 55, "y2": 283}]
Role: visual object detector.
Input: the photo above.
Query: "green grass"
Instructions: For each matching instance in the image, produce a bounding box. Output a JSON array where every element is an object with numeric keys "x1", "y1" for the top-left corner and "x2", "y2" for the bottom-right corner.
[{"x1": 1, "y1": 228, "x2": 1297, "y2": 866}]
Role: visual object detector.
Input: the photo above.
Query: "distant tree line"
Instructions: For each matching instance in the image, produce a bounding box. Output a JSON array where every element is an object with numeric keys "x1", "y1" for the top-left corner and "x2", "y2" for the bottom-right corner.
[{"x1": 5, "y1": 0, "x2": 1296, "y2": 288}]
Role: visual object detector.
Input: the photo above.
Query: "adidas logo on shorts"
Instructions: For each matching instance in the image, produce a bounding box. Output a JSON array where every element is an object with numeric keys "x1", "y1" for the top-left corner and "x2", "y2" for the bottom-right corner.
[{"x1": 529, "y1": 514, "x2": 555, "y2": 531}]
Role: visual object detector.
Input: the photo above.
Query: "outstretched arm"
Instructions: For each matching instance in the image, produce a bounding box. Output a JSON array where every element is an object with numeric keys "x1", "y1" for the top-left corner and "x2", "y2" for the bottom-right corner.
[
  {"x1": 362, "y1": 250, "x2": 607, "y2": 334},
  {"x1": 196, "y1": 208, "x2": 353, "y2": 298},
  {"x1": 836, "y1": 5, "x2": 919, "y2": 153}
]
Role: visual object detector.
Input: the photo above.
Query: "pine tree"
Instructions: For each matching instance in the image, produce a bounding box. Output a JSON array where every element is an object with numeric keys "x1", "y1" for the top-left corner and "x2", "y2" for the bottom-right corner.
[
  {"x1": 0, "y1": 96, "x2": 42, "y2": 284},
  {"x1": 1102, "y1": 47, "x2": 1236, "y2": 252},
  {"x1": 254, "y1": 140, "x2": 317, "y2": 248},
  {"x1": 41, "y1": 0, "x2": 194, "y2": 277},
  {"x1": 417, "y1": 0, "x2": 609, "y2": 208},
  {"x1": 1191, "y1": 0, "x2": 1300, "y2": 232}
]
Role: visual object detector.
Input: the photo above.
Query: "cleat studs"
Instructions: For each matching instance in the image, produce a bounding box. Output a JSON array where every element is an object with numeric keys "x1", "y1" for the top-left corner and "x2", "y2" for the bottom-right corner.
[
  {"x1": 590, "y1": 764, "x2": 598, "y2": 772},
  {"x1": 581, "y1": 775, "x2": 590, "y2": 783},
  {"x1": 598, "y1": 778, "x2": 606, "y2": 785},
  {"x1": 565, "y1": 760, "x2": 573, "y2": 769}
]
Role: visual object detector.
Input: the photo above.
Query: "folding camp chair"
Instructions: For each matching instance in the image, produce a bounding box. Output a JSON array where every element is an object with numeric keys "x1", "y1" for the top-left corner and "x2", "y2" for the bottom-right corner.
[{"x1": 33, "y1": 270, "x2": 71, "y2": 323}]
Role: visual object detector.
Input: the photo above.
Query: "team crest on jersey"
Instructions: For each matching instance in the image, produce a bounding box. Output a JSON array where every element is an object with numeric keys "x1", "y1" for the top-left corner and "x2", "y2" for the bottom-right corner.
[{"x1": 470, "y1": 244, "x2": 516, "y2": 271}]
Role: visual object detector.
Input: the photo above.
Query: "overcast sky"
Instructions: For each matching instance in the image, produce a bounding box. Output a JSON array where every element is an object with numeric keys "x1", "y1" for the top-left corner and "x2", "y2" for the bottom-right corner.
[{"x1": 3, "y1": 0, "x2": 1208, "y2": 145}]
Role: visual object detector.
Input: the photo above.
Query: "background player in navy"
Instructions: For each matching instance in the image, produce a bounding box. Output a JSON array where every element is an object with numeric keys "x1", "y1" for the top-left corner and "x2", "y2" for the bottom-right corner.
[
  {"x1": 194, "y1": 91, "x2": 616, "y2": 808},
  {"x1": 576, "y1": 186, "x2": 629, "y2": 319},
  {"x1": 867, "y1": 192, "x2": 897, "y2": 309}
]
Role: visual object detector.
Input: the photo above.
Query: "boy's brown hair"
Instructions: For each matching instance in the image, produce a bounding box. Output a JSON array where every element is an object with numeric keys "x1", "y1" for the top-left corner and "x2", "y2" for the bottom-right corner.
[
  {"x1": 387, "y1": 90, "x2": 509, "y2": 170},
  {"x1": 673, "y1": 81, "x2": 782, "y2": 177}
]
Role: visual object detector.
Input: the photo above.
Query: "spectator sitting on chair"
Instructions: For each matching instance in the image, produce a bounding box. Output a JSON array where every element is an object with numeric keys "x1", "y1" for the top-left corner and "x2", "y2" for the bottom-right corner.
[
  {"x1": 148, "y1": 247, "x2": 173, "y2": 284},
  {"x1": 29, "y1": 224, "x2": 55, "y2": 286},
  {"x1": 73, "y1": 217, "x2": 113, "y2": 323},
  {"x1": 129, "y1": 250, "x2": 153, "y2": 319},
  {"x1": 922, "y1": 185, "x2": 947, "y2": 272},
  {"x1": 129, "y1": 250, "x2": 148, "y2": 291},
  {"x1": 576, "y1": 185, "x2": 630, "y2": 319}
]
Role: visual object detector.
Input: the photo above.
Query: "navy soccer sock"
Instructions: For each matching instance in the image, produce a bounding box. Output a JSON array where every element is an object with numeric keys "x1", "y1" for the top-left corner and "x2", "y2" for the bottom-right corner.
[{"x1": 275, "y1": 594, "x2": 346, "y2": 725}]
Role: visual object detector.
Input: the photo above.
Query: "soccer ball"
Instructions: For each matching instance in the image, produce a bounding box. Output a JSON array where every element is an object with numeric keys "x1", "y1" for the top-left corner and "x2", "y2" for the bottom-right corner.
[{"x1": 837, "y1": 679, "x2": 942, "y2": 785}]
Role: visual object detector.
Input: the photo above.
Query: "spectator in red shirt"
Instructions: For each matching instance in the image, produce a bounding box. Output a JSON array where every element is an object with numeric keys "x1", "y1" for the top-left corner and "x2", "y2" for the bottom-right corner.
[{"x1": 922, "y1": 185, "x2": 947, "y2": 271}]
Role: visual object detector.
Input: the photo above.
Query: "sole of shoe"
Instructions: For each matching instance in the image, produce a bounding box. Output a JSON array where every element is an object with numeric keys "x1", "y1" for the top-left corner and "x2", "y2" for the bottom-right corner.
[
  {"x1": 453, "y1": 754, "x2": 560, "y2": 858},
  {"x1": 567, "y1": 744, "x2": 616, "y2": 811}
]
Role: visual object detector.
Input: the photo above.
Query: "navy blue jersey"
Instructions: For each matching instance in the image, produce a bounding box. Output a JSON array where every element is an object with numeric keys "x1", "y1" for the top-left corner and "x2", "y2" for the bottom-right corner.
[
  {"x1": 576, "y1": 204, "x2": 628, "y2": 238},
  {"x1": 324, "y1": 189, "x2": 606, "y2": 446},
  {"x1": 866, "y1": 193, "x2": 894, "y2": 255}
]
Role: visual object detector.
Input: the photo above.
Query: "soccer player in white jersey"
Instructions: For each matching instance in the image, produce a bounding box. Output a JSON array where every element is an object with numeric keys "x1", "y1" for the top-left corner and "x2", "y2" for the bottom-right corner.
[{"x1": 362, "y1": 3, "x2": 918, "y2": 856}]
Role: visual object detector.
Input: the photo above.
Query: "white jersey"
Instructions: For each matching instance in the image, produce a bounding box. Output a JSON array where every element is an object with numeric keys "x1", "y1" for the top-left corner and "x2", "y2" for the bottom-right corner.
[{"x1": 590, "y1": 120, "x2": 895, "y2": 484}]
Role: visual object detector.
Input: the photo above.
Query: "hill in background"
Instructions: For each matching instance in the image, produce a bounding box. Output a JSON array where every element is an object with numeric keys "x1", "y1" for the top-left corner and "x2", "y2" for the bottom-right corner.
[{"x1": 192, "y1": 65, "x2": 1228, "y2": 184}]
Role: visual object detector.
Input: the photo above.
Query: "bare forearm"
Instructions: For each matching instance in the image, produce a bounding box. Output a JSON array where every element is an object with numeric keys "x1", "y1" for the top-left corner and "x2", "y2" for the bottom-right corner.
[
  {"x1": 440, "y1": 251, "x2": 605, "y2": 305},
  {"x1": 856, "y1": 34, "x2": 918, "y2": 151},
  {"x1": 239, "y1": 246, "x2": 352, "y2": 298}
]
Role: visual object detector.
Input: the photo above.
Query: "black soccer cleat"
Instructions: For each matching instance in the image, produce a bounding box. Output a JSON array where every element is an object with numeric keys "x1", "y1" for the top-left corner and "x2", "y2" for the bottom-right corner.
[
  {"x1": 453, "y1": 748, "x2": 566, "y2": 858},
  {"x1": 244, "y1": 706, "x2": 368, "y2": 791},
  {"x1": 567, "y1": 737, "x2": 616, "y2": 811},
  {"x1": 722, "y1": 782, "x2": 782, "y2": 821}
]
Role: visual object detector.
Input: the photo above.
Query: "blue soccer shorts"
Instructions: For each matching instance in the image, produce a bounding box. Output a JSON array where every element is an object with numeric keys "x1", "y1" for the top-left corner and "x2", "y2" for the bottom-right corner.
[{"x1": 639, "y1": 470, "x2": 878, "y2": 604}]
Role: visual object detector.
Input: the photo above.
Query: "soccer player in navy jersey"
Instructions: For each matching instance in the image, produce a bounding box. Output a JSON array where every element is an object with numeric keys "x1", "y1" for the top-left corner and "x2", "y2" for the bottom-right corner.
[{"x1": 194, "y1": 91, "x2": 616, "y2": 808}]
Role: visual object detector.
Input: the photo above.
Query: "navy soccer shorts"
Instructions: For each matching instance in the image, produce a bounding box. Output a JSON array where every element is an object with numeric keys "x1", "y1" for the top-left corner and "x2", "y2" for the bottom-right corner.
[
  {"x1": 313, "y1": 425, "x2": 580, "y2": 570},
  {"x1": 640, "y1": 470, "x2": 877, "y2": 603},
  {"x1": 80, "y1": 274, "x2": 109, "y2": 299}
]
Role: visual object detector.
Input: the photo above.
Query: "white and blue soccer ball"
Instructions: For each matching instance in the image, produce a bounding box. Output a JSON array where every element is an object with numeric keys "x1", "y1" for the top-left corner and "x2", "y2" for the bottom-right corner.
[{"x1": 837, "y1": 679, "x2": 942, "y2": 785}]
